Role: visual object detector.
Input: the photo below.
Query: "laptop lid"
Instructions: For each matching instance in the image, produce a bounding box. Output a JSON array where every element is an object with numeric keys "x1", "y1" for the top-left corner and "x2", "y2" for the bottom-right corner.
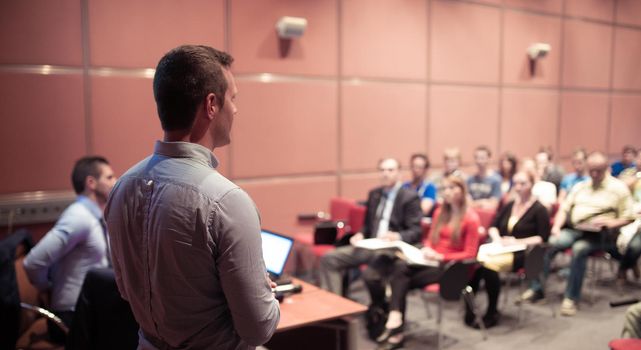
[{"x1": 261, "y1": 229, "x2": 294, "y2": 279}]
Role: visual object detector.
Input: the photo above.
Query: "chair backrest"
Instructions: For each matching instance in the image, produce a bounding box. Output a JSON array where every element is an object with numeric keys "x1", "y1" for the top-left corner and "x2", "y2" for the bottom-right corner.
[
  {"x1": 347, "y1": 204, "x2": 366, "y2": 235},
  {"x1": 438, "y1": 261, "x2": 470, "y2": 301},
  {"x1": 329, "y1": 197, "x2": 356, "y2": 222},
  {"x1": 524, "y1": 245, "x2": 545, "y2": 280},
  {"x1": 474, "y1": 207, "x2": 496, "y2": 230}
]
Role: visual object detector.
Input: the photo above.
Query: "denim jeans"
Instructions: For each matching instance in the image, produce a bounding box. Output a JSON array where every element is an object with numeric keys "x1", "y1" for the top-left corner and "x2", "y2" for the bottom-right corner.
[{"x1": 531, "y1": 228, "x2": 615, "y2": 301}]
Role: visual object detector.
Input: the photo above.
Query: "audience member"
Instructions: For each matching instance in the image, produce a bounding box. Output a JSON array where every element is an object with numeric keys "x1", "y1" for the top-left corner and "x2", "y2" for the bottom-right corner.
[
  {"x1": 612, "y1": 145, "x2": 637, "y2": 177},
  {"x1": 620, "y1": 149, "x2": 641, "y2": 200},
  {"x1": 433, "y1": 148, "x2": 466, "y2": 189},
  {"x1": 535, "y1": 147, "x2": 565, "y2": 194},
  {"x1": 559, "y1": 148, "x2": 589, "y2": 202},
  {"x1": 320, "y1": 158, "x2": 422, "y2": 296},
  {"x1": 105, "y1": 45, "x2": 280, "y2": 349},
  {"x1": 467, "y1": 171, "x2": 550, "y2": 328},
  {"x1": 367, "y1": 175, "x2": 479, "y2": 349},
  {"x1": 402, "y1": 153, "x2": 437, "y2": 216},
  {"x1": 467, "y1": 146, "x2": 502, "y2": 209},
  {"x1": 498, "y1": 152, "x2": 518, "y2": 195},
  {"x1": 23, "y1": 156, "x2": 116, "y2": 344},
  {"x1": 522, "y1": 152, "x2": 635, "y2": 316},
  {"x1": 521, "y1": 158, "x2": 556, "y2": 211},
  {"x1": 621, "y1": 302, "x2": 641, "y2": 338}
]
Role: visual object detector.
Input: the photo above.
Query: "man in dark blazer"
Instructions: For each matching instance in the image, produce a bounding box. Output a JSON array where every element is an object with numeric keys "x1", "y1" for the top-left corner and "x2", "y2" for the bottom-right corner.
[{"x1": 320, "y1": 158, "x2": 422, "y2": 296}]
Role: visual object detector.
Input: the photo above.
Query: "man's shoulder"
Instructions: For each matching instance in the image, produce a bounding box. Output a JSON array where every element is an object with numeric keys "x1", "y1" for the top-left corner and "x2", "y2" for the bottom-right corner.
[{"x1": 605, "y1": 176, "x2": 632, "y2": 194}]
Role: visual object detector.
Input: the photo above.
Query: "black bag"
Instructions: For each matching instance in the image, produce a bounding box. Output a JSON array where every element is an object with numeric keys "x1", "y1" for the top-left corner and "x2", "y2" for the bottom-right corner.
[
  {"x1": 313, "y1": 221, "x2": 339, "y2": 244},
  {"x1": 365, "y1": 303, "x2": 389, "y2": 341}
]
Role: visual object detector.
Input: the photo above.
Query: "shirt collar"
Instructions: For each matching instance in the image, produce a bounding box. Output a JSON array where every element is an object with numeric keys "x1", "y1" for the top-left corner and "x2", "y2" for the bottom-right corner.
[
  {"x1": 76, "y1": 195, "x2": 103, "y2": 220},
  {"x1": 153, "y1": 141, "x2": 219, "y2": 169}
]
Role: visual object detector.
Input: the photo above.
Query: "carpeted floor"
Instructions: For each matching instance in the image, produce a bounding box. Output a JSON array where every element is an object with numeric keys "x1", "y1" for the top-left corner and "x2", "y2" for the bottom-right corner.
[{"x1": 338, "y1": 257, "x2": 641, "y2": 350}]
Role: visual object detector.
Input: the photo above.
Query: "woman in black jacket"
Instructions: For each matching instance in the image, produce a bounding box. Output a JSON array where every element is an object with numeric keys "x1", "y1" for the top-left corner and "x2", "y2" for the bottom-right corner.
[{"x1": 465, "y1": 170, "x2": 550, "y2": 328}]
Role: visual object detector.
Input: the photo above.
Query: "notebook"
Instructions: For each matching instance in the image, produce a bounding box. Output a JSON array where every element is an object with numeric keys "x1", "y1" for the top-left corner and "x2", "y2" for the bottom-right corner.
[{"x1": 260, "y1": 229, "x2": 294, "y2": 281}]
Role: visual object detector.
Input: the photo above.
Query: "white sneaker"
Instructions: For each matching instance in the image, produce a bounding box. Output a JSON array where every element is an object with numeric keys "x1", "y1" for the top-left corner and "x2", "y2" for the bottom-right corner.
[{"x1": 560, "y1": 298, "x2": 577, "y2": 316}]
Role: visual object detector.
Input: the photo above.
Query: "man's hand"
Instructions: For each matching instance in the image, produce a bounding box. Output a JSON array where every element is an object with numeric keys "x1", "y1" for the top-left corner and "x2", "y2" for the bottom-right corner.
[
  {"x1": 266, "y1": 274, "x2": 277, "y2": 296},
  {"x1": 551, "y1": 226, "x2": 561, "y2": 237},
  {"x1": 380, "y1": 231, "x2": 401, "y2": 242},
  {"x1": 349, "y1": 232, "x2": 364, "y2": 245},
  {"x1": 589, "y1": 216, "x2": 616, "y2": 228}
]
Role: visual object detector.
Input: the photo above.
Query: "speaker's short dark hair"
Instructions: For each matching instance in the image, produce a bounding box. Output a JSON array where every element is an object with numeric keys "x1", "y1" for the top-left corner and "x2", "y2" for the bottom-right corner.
[
  {"x1": 153, "y1": 45, "x2": 234, "y2": 131},
  {"x1": 71, "y1": 156, "x2": 109, "y2": 194}
]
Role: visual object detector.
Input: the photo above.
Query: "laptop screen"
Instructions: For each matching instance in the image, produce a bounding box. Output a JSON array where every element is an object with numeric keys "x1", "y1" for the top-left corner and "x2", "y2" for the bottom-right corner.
[{"x1": 261, "y1": 229, "x2": 294, "y2": 278}]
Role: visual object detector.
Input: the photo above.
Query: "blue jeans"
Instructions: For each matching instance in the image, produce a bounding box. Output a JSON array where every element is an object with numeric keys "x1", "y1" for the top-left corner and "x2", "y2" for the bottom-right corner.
[{"x1": 531, "y1": 228, "x2": 615, "y2": 301}]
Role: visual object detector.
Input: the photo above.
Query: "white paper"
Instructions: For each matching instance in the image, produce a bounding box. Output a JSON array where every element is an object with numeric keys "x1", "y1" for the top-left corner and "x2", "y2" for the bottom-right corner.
[
  {"x1": 354, "y1": 239, "x2": 439, "y2": 267},
  {"x1": 477, "y1": 242, "x2": 527, "y2": 256}
]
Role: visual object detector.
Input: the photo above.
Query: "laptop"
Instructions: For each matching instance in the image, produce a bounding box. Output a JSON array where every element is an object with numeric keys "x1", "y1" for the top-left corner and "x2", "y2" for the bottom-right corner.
[{"x1": 260, "y1": 229, "x2": 294, "y2": 284}]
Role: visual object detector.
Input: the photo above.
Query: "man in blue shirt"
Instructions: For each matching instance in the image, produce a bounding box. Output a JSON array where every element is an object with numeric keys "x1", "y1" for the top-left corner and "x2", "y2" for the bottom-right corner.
[
  {"x1": 402, "y1": 153, "x2": 437, "y2": 216},
  {"x1": 559, "y1": 148, "x2": 589, "y2": 201},
  {"x1": 23, "y1": 156, "x2": 116, "y2": 343},
  {"x1": 612, "y1": 145, "x2": 637, "y2": 177},
  {"x1": 467, "y1": 146, "x2": 502, "y2": 209}
]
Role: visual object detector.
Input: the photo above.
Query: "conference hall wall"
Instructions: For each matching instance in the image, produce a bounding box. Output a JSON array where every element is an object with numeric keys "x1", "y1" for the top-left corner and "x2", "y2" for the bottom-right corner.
[{"x1": 1, "y1": 0, "x2": 641, "y2": 234}]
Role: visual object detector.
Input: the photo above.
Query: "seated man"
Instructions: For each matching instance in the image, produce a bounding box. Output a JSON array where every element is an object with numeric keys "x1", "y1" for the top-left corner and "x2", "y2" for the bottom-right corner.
[
  {"x1": 23, "y1": 156, "x2": 116, "y2": 343},
  {"x1": 559, "y1": 148, "x2": 589, "y2": 202},
  {"x1": 612, "y1": 145, "x2": 637, "y2": 177},
  {"x1": 535, "y1": 146, "x2": 565, "y2": 194},
  {"x1": 319, "y1": 158, "x2": 422, "y2": 296},
  {"x1": 523, "y1": 152, "x2": 635, "y2": 316},
  {"x1": 403, "y1": 153, "x2": 437, "y2": 216},
  {"x1": 466, "y1": 146, "x2": 502, "y2": 209}
]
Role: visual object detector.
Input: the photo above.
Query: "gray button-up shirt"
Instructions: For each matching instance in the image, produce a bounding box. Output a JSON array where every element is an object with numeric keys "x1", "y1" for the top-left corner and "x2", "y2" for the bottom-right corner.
[
  {"x1": 23, "y1": 195, "x2": 109, "y2": 311},
  {"x1": 105, "y1": 141, "x2": 279, "y2": 350}
]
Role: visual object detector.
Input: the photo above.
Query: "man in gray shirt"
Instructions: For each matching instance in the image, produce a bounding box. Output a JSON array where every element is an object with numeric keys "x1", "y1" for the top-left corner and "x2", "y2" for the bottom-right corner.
[
  {"x1": 105, "y1": 45, "x2": 279, "y2": 350},
  {"x1": 24, "y1": 156, "x2": 116, "y2": 343}
]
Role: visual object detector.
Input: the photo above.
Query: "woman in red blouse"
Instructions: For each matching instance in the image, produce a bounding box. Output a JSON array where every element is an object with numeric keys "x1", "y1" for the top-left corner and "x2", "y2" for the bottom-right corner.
[{"x1": 369, "y1": 175, "x2": 480, "y2": 350}]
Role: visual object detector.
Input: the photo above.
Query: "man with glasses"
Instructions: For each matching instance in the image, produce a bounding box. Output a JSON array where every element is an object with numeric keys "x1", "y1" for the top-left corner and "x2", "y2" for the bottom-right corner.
[{"x1": 522, "y1": 152, "x2": 635, "y2": 316}]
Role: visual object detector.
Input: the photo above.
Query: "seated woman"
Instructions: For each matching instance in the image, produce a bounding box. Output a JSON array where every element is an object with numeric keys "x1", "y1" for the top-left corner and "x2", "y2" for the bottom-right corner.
[
  {"x1": 363, "y1": 175, "x2": 479, "y2": 350},
  {"x1": 466, "y1": 171, "x2": 550, "y2": 328}
]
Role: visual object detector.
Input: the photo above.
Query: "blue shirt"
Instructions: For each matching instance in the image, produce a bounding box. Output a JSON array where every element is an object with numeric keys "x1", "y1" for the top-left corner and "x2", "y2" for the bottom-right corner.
[
  {"x1": 23, "y1": 195, "x2": 109, "y2": 311},
  {"x1": 612, "y1": 161, "x2": 636, "y2": 177},
  {"x1": 402, "y1": 179, "x2": 437, "y2": 201},
  {"x1": 560, "y1": 173, "x2": 589, "y2": 193}
]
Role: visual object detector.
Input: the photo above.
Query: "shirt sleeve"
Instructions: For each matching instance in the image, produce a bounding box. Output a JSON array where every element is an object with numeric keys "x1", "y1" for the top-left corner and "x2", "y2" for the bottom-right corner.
[
  {"x1": 534, "y1": 202, "x2": 551, "y2": 242},
  {"x1": 23, "y1": 205, "x2": 92, "y2": 291},
  {"x1": 215, "y1": 188, "x2": 280, "y2": 346},
  {"x1": 424, "y1": 183, "x2": 437, "y2": 201},
  {"x1": 442, "y1": 212, "x2": 480, "y2": 262},
  {"x1": 398, "y1": 193, "x2": 423, "y2": 244},
  {"x1": 617, "y1": 188, "x2": 636, "y2": 221}
]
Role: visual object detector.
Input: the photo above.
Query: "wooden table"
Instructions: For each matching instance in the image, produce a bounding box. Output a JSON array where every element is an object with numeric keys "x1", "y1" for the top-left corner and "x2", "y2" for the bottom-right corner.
[
  {"x1": 276, "y1": 278, "x2": 366, "y2": 331},
  {"x1": 268, "y1": 278, "x2": 367, "y2": 349}
]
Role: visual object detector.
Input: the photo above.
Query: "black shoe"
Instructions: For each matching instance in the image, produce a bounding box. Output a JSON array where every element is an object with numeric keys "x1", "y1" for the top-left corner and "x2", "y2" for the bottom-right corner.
[
  {"x1": 474, "y1": 311, "x2": 500, "y2": 329},
  {"x1": 464, "y1": 308, "x2": 476, "y2": 327},
  {"x1": 376, "y1": 324, "x2": 404, "y2": 343},
  {"x1": 377, "y1": 338, "x2": 405, "y2": 350}
]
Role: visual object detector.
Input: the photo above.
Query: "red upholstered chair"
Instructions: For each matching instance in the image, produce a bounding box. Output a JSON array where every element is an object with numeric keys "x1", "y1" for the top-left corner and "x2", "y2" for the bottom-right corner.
[
  {"x1": 295, "y1": 197, "x2": 356, "y2": 247},
  {"x1": 609, "y1": 338, "x2": 641, "y2": 350}
]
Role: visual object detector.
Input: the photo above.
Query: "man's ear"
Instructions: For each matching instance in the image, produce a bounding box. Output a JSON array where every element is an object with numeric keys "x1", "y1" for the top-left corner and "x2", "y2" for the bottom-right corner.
[
  {"x1": 206, "y1": 93, "x2": 218, "y2": 118},
  {"x1": 85, "y1": 176, "x2": 97, "y2": 191}
]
